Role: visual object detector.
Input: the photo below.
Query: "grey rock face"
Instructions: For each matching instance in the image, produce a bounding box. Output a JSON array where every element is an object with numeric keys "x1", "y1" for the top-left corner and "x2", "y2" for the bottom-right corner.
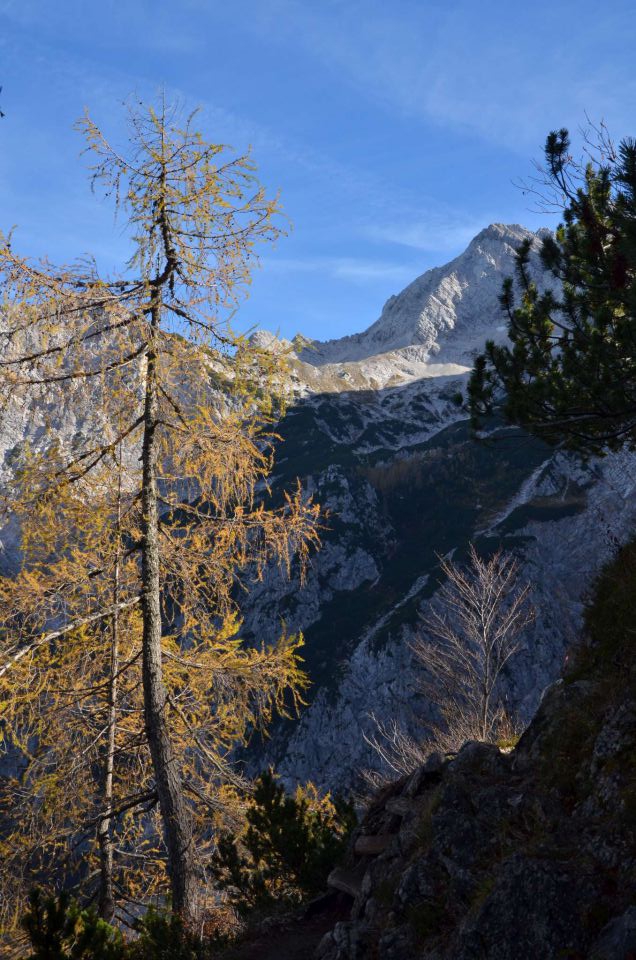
[
  {"x1": 228, "y1": 225, "x2": 636, "y2": 789},
  {"x1": 300, "y1": 224, "x2": 549, "y2": 369},
  {"x1": 315, "y1": 626, "x2": 636, "y2": 959}
]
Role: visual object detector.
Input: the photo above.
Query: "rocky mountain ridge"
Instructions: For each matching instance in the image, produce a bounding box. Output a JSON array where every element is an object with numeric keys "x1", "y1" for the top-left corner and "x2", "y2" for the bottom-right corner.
[
  {"x1": 238, "y1": 223, "x2": 636, "y2": 789},
  {"x1": 302, "y1": 224, "x2": 543, "y2": 363},
  {"x1": 254, "y1": 223, "x2": 552, "y2": 392}
]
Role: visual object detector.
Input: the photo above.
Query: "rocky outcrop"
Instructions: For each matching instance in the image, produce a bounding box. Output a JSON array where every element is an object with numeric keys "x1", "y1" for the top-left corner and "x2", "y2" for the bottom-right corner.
[
  {"x1": 251, "y1": 394, "x2": 636, "y2": 790},
  {"x1": 315, "y1": 543, "x2": 636, "y2": 959}
]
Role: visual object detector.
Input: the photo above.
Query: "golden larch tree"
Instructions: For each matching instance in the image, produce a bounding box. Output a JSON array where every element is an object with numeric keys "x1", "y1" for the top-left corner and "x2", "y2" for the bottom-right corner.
[{"x1": 0, "y1": 98, "x2": 320, "y2": 926}]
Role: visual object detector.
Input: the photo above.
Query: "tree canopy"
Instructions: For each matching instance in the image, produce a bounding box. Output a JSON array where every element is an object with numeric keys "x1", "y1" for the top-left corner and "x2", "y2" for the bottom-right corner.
[
  {"x1": 0, "y1": 98, "x2": 320, "y2": 928},
  {"x1": 468, "y1": 128, "x2": 636, "y2": 453}
]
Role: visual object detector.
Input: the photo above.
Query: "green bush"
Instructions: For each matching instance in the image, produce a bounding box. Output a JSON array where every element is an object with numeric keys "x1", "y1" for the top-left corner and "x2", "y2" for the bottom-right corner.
[
  {"x1": 21, "y1": 889, "x2": 124, "y2": 960},
  {"x1": 21, "y1": 892, "x2": 204, "y2": 960},
  {"x1": 211, "y1": 770, "x2": 356, "y2": 916},
  {"x1": 127, "y1": 908, "x2": 202, "y2": 960}
]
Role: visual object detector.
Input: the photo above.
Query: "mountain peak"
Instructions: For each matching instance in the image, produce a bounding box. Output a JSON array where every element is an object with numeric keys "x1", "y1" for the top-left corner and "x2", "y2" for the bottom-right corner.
[
  {"x1": 468, "y1": 222, "x2": 534, "y2": 246},
  {"x1": 299, "y1": 223, "x2": 548, "y2": 375}
]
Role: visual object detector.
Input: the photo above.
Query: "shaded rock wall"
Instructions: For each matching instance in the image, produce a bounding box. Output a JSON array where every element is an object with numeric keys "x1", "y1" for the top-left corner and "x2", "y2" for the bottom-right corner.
[{"x1": 316, "y1": 543, "x2": 636, "y2": 959}]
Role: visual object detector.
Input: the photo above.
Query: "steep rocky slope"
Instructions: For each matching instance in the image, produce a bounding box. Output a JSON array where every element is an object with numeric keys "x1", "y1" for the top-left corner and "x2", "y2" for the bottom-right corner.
[
  {"x1": 315, "y1": 541, "x2": 636, "y2": 959},
  {"x1": 238, "y1": 224, "x2": 636, "y2": 789}
]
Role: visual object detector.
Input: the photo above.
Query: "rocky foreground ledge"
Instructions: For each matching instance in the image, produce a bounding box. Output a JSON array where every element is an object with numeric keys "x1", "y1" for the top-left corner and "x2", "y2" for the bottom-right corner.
[{"x1": 316, "y1": 546, "x2": 636, "y2": 960}]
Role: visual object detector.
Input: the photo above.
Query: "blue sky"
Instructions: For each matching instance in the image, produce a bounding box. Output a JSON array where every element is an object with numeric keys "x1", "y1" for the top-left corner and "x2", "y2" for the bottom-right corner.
[{"x1": 1, "y1": 0, "x2": 635, "y2": 342}]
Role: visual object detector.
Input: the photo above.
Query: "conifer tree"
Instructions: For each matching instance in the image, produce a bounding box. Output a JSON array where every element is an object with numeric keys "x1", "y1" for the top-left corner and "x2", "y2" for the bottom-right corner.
[
  {"x1": 469, "y1": 128, "x2": 636, "y2": 452},
  {"x1": 211, "y1": 770, "x2": 355, "y2": 916},
  {"x1": 0, "y1": 99, "x2": 319, "y2": 925}
]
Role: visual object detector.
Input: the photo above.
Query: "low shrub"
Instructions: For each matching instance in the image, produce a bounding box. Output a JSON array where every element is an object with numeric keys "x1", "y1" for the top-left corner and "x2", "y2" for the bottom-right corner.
[
  {"x1": 21, "y1": 890, "x2": 124, "y2": 960},
  {"x1": 211, "y1": 769, "x2": 356, "y2": 916},
  {"x1": 21, "y1": 893, "x2": 204, "y2": 960}
]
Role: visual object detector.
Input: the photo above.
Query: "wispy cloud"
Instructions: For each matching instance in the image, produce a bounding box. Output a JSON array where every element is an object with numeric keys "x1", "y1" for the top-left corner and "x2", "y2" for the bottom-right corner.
[
  {"x1": 264, "y1": 255, "x2": 419, "y2": 285},
  {"x1": 0, "y1": 0, "x2": 501, "y2": 280},
  {"x1": 364, "y1": 217, "x2": 486, "y2": 254},
  {"x1": 250, "y1": 0, "x2": 636, "y2": 153}
]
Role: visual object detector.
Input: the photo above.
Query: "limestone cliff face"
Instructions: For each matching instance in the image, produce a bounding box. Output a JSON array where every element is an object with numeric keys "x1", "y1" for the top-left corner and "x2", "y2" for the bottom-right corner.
[
  {"x1": 237, "y1": 224, "x2": 636, "y2": 789},
  {"x1": 245, "y1": 389, "x2": 636, "y2": 790},
  {"x1": 315, "y1": 542, "x2": 636, "y2": 960}
]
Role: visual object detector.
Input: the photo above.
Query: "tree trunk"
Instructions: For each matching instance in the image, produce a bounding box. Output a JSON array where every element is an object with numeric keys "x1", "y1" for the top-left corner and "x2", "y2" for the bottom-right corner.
[
  {"x1": 97, "y1": 450, "x2": 122, "y2": 921},
  {"x1": 140, "y1": 305, "x2": 196, "y2": 920},
  {"x1": 97, "y1": 567, "x2": 118, "y2": 919}
]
